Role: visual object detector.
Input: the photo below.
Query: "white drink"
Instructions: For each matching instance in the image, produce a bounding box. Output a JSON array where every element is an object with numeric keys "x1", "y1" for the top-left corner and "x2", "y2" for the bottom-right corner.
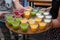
[
  {"x1": 44, "y1": 12, "x2": 49, "y2": 15},
  {"x1": 44, "y1": 19, "x2": 51, "y2": 23},
  {"x1": 45, "y1": 15, "x2": 52, "y2": 19}
]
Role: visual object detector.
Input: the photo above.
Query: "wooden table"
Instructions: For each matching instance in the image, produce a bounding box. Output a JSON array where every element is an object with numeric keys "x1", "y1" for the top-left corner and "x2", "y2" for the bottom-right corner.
[{"x1": 28, "y1": 0, "x2": 52, "y2": 7}]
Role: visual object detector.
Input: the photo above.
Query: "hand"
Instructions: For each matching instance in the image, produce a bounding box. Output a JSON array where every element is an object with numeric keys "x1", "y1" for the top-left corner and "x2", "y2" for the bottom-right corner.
[
  {"x1": 0, "y1": 11, "x2": 10, "y2": 17},
  {"x1": 13, "y1": 0, "x2": 19, "y2": 2},
  {"x1": 52, "y1": 19, "x2": 60, "y2": 28},
  {"x1": 24, "y1": 6, "x2": 33, "y2": 11}
]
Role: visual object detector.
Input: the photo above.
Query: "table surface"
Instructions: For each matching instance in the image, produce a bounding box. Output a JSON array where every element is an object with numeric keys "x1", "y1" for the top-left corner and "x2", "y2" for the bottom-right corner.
[
  {"x1": 28, "y1": 0, "x2": 52, "y2": 2},
  {"x1": 6, "y1": 22, "x2": 52, "y2": 35}
]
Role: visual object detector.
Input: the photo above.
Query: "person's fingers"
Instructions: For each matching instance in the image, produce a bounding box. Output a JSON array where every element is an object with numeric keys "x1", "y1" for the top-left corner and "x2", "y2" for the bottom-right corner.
[
  {"x1": 0, "y1": 11, "x2": 10, "y2": 17},
  {"x1": 0, "y1": 13, "x2": 3, "y2": 17}
]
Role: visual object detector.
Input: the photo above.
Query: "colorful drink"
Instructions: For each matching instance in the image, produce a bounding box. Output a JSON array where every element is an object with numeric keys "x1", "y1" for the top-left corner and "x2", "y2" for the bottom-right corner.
[
  {"x1": 31, "y1": 11, "x2": 36, "y2": 17},
  {"x1": 36, "y1": 13, "x2": 41, "y2": 16},
  {"x1": 39, "y1": 22, "x2": 46, "y2": 30},
  {"x1": 35, "y1": 17, "x2": 42, "y2": 23},
  {"x1": 30, "y1": 24, "x2": 38, "y2": 32},
  {"x1": 6, "y1": 15, "x2": 14, "y2": 25},
  {"x1": 12, "y1": 22, "x2": 19, "y2": 30},
  {"x1": 37, "y1": 15, "x2": 44, "y2": 19},
  {"x1": 21, "y1": 19, "x2": 28, "y2": 24},
  {"x1": 39, "y1": 11, "x2": 45, "y2": 15},
  {"x1": 6, "y1": 15, "x2": 13, "y2": 20},
  {"x1": 20, "y1": 23, "x2": 28, "y2": 32},
  {"x1": 44, "y1": 12, "x2": 49, "y2": 15},
  {"x1": 45, "y1": 15, "x2": 52, "y2": 19},
  {"x1": 28, "y1": 19, "x2": 35, "y2": 24},
  {"x1": 15, "y1": 18, "x2": 22, "y2": 22},
  {"x1": 24, "y1": 11, "x2": 30, "y2": 19},
  {"x1": 13, "y1": 10, "x2": 20, "y2": 17},
  {"x1": 7, "y1": 19, "x2": 14, "y2": 25},
  {"x1": 44, "y1": 19, "x2": 51, "y2": 23}
]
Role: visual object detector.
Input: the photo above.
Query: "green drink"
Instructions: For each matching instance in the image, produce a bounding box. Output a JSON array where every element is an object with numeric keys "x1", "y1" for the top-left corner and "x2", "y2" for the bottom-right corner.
[
  {"x1": 39, "y1": 11, "x2": 45, "y2": 15},
  {"x1": 33, "y1": 10, "x2": 38, "y2": 12},
  {"x1": 12, "y1": 22, "x2": 19, "y2": 30},
  {"x1": 15, "y1": 18, "x2": 22, "y2": 22},
  {"x1": 6, "y1": 15, "x2": 13, "y2": 20},
  {"x1": 31, "y1": 12, "x2": 36, "y2": 17},
  {"x1": 20, "y1": 23, "x2": 28, "y2": 32},
  {"x1": 7, "y1": 20, "x2": 14, "y2": 26}
]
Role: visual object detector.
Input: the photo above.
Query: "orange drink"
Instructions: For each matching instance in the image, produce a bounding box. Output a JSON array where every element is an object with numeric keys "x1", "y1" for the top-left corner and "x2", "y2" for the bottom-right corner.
[
  {"x1": 28, "y1": 19, "x2": 35, "y2": 25},
  {"x1": 24, "y1": 11, "x2": 30, "y2": 19},
  {"x1": 39, "y1": 22, "x2": 46, "y2": 30},
  {"x1": 21, "y1": 19, "x2": 28, "y2": 24},
  {"x1": 35, "y1": 17, "x2": 42, "y2": 23},
  {"x1": 30, "y1": 24, "x2": 38, "y2": 32}
]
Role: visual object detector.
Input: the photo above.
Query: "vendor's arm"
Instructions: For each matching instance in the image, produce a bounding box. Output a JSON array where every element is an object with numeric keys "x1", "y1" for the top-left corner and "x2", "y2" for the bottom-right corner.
[
  {"x1": 52, "y1": 8, "x2": 60, "y2": 28},
  {"x1": 0, "y1": 11, "x2": 10, "y2": 17},
  {"x1": 13, "y1": 0, "x2": 24, "y2": 9}
]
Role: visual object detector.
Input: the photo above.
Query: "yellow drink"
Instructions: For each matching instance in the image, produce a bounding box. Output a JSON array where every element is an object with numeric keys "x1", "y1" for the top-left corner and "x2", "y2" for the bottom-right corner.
[
  {"x1": 30, "y1": 24, "x2": 38, "y2": 32},
  {"x1": 39, "y1": 22, "x2": 46, "y2": 30},
  {"x1": 24, "y1": 11, "x2": 30, "y2": 19},
  {"x1": 28, "y1": 19, "x2": 35, "y2": 25},
  {"x1": 35, "y1": 18, "x2": 42, "y2": 23},
  {"x1": 21, "y1": 19, "x2": 28, "y2": 24}
]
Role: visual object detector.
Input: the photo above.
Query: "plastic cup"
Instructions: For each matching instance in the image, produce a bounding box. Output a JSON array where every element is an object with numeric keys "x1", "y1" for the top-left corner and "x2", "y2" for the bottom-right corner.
[
  {"x1": 28, "y1": 19, "x2": 35, "y2": 25},
  {"x1": 20, "y1": 23, "x2": 28, "y2": 32},
  {"x1": 13, "y1": 10, "x2": 20, "y2": 17},
  {"x1": 44, "y1": 19, "x2": 51, "y2": 23},
  {"x1": 30, "y1": 24, "x2": 38, "y2": 32},
  {"x1": 12, "y1": 22, "x2": 19, "y2": 30},
  {"x1": 39, "y1": 11, "x2": 45, "y2": 15},
  {"x1": 31, "y1": 12, "x2": 36, "y2": 17},
  {"x1": 6, "y1": 15, "x2": 13, "y2": 20},
  {"x1": 37, "y1": 15, "x2": 44, "y2": 19},
  {"x1": 33, "y1": 10, "x2": 38, "y2": 12},
  {"x1": 36, "y1": 13, "x2": 41, "y2": 16},
  {"x1": 21, "y1": 19, "x2": 28, "y2": 24},
  {"x1": 35, "y1": 17, "x2": 42, "y2": 23},
  {"x1": 44, "y1": 12, "x2": 49, "y2": 15},
  {"x1": 24, "y1": 11, "x2": 30, "y2": 19},
  {"x1": 15, "y1": 18, "x2": 22, "y2": 22},
  {"x1": 45, "y1": 15, "x2": 52, "y2": 19},
  {"x1": 7, "y1": 19, "x2": 14, "y2": 25},
  {"x1": 39, "y1": 22, "x2": 46, "y2": 30}
]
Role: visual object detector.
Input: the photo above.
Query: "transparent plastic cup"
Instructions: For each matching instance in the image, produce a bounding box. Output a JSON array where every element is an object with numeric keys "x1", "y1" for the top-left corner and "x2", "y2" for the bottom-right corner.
[
  {"x1": 24, "y1": 11, "x2": 30, "y2": 19},
  {"x1": 31, "y1": 11, "x2": 36, "y2": 17},
  {"x1": 21, "y1": 18, "x2": 28, "y2": 24},
  {"x1": 44, "y1": 19, "x2": 51, "y2": 23},
  {"x1": 20, "y1": 23, "x2": 28, "y2": 32},
  {"x1": 30, "y1": 24, "x2": 38, "y2": 32},
  {"x1": 12, "y1": 22, "x2": 19, "y2": 30},
  {"x1": 35, "y1": 17, "x2": 42, "y2": 23},
  {"x1": 28, "y1": 19, "x2": 35, "y2": 25},
  {"x1": 15, "y1": 17, "x2": 22, "y2": 22},
  {"x1": 39, "y1": 22, "x2": 46, "y2": 30}
]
